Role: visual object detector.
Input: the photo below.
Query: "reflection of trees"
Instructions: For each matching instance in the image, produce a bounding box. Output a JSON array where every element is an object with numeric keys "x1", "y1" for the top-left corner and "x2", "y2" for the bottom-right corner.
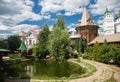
[
  {"x1": 4, "y1": 61, "x2": 85, "y2": 79},
  {"x1": 5, "y1": 62, "x2": 30, "y2": 79}
]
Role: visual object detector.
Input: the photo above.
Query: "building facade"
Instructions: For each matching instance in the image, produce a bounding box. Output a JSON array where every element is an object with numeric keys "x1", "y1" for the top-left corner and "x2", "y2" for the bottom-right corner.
[
  {"x1": 115, "y1": 11, "x2": 120, "y2": 33},
  {"x1": 19, "y1": 28, "x2": 41, "y2": 48},
  {"x1": 103, "y1": 7, "x2": 115, "y2": 35}
]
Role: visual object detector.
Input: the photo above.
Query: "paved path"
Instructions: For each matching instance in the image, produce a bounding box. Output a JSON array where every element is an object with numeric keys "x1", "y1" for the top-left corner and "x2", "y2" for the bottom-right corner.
[
  {"x1": 108, "y1": 64, "x2": 120, "y2": 82},
  {"x1": 70, "y1": 59, "x2": 120, "y2": 82}
]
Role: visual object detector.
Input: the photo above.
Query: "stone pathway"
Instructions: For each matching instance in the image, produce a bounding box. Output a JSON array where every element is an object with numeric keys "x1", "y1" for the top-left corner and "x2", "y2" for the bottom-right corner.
[
  {"x1": 70, "y1": 59, "x2": 120, "y2": 82},
  {"x1": 108, "y1": 64, "x2": 120, "y2": 82}
]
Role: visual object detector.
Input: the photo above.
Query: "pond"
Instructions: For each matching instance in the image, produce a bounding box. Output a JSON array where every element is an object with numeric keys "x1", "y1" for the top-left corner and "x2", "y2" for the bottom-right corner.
[{"x1": 1, "y1": 60, "x2": 85, "y2": 80}]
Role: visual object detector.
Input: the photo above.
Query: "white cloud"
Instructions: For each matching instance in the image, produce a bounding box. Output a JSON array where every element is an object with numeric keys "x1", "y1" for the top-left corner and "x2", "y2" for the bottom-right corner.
[
  {"x1": 97, "y1": 19, "x2": 103, "y2": 25},
  {"x1": 0, "y1": 24, "x2": 40, "y2": 33},
  {"x1": 39, "y1": 0, "x2": 90, "y2": 16},
  {"x1": 43, "y1": 15, "x2": 51, "y2": 19},
  {"x1": 0, "y1": 24, "x2": 10, "y2": 30},
  {"x1": 0, "y1": 0, "x2": 47, "y2": 34},
  {"x1": 89, "y1": 0, "x2": 120, "y2": 16},
  {"x1": 39, "y1": 0, "x2": 64, "y2": 14},
  {"x1": 12, "y1": 24, "x2": 40, "y2": 32},
  {"x1": 0, "y1": 0, "x2": 43, "y2": 27},
  {"x1": 67, "y1": 23, "x2": 77, "y2": 28}
]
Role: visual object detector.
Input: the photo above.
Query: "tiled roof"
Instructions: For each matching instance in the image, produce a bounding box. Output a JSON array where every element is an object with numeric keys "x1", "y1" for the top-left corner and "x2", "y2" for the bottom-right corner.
[{"x1": 89, "y1": 33, "x2": 120, "y2": 45}]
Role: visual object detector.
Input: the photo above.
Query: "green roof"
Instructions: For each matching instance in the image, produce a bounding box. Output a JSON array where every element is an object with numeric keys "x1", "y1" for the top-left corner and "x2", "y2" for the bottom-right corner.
[
  {"x1": 105, "y1": 7, "x2": 110, "y2": 14},
  {"x1": 18, "y1": 41, "x2": 27, "y2": 50}
]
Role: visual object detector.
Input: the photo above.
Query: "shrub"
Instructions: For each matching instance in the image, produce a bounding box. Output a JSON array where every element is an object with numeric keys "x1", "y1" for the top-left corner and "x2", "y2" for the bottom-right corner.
[{"x1": 91, "y1": 41, "x2": 99, "y2": 61}]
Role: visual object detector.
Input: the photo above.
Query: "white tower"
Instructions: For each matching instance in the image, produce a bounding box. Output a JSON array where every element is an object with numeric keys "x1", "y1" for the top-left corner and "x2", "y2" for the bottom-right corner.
[
  {"x1": 115, "y1": 11, "x2": 120, "y2": 33},
  {"x1": 103, "y1": 7, "x2": 115, "y2": 35}
]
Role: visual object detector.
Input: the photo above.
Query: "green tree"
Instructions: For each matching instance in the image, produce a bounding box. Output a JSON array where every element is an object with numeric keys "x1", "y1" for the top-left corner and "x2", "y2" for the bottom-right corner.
[
  {"x1": 113, "y1": 47, "x2": 120, "y2": 65},
  {"x1": 83, "y1": 46, "x2": 93, "y2": 59},
  {"x1": 53, "y1": 16, "x2": 65, "y2": 29},
  {"x1": 33, "y1": 24, "x2": 50, "y2": 59},
  {"x1": 98, "y1": 40, "x2": 110, "y2": 63},
  {"x1": 48, "y1": 17, "x2": 70, "y2": 61},
  {"x1": 7, "y1": 35, "x2": 21, "y2": 51},
  {"x1": 74, "y1": 38, "x2": 87, "y2": 55},
  {"x1": 92, "y1": 41, "x2": 99, "y2": 61},
  {"x1": 0, "y1": 38, "x2": 8, "y2": 49}
]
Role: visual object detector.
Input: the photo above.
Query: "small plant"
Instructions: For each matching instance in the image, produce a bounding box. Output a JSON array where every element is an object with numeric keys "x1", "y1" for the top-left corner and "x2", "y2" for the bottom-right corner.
[
  {"x1": 77, "y1": 58, "x2": 80, "y2": 62},
  {"x1": 9, "y1": 54, "x2": 20, "y2": 59}
]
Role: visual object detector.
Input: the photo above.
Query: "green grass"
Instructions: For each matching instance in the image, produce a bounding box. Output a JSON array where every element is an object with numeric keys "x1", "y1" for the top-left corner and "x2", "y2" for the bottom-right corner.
[
  {"x1": 72, "y1": 58, "x2": 97, "y2": 78},
  {"x1": 8, "y1": 54, "x2": 28, "y2": 61}
]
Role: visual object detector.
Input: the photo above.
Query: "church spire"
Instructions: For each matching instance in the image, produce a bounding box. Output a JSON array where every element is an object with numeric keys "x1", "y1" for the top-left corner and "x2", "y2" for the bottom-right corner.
[
  {"x1": 105, "y1": 7, "x2": 110, "y2": 14},
  {"x1": 78, "y1": 6, "x2": 94, "y2": 26}
]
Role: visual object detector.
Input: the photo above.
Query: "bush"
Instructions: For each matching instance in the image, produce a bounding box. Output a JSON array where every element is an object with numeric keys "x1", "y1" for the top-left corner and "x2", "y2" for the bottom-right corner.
[
  {"x1": 86, "y1": 40, "x2": 120, "y2": 65},
  {"x1": 91, "y1": 41, "x2": 99, "y2": 61},
  {"x1": 112, "y1": 47, "x2": 120, "y2": 65},
  {"x1": 9, "y1": 54, "x2": 20, "y2": 59}
]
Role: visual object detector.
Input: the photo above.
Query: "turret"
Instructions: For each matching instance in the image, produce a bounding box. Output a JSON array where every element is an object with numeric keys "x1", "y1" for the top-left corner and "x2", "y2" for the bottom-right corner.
[{"x1": 103, "y1": 7, "x2": 115, "y2": 35}]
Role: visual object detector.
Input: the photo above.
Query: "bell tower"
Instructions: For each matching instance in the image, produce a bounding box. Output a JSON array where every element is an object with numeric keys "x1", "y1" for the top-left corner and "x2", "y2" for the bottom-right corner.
[
  {"x1": 76, "y1": 6, "x2": 99, "y2": 43},
  {"x1": 103, "y1": 7, "x2": 115, "y2": 35}
]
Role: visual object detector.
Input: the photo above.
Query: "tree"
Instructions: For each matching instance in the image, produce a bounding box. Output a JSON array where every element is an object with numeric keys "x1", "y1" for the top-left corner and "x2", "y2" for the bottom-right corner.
[
  {"x1": 92, "y1": 41, "x2": 99, "y2": 61},
  {"x1": 97, "y1": 40, "x2": 110, "y2": 63},
  {"x1": 74, "y1": 38, "x2": 86, "y2": 55},
  {"x1": 113, "y1": 47, "x2": 120, "y2": 65},
  {"x1": 48, "y1": 17, "x2": 70, "y2": 61},
  {"x1": 7, "y1": 35, "x2": 21, "y2": 51},
  {"x1": 33, "y1": 24, "x2": 50, "y2": 59},
  {"x1": 53, "y1": 16, "x2": 65, "y2": 29},
  {"x1": 0, "y1": 38, "x2": 8, "y2": 49}
]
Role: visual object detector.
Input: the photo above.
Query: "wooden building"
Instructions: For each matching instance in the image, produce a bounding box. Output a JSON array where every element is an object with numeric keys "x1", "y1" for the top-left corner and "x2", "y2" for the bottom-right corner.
[{"x1": 75, "y1": 7, "x2": 99, "y2": 43}]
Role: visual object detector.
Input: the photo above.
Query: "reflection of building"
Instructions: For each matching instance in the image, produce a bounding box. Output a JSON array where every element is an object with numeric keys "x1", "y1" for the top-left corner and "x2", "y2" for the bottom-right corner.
[
  {"x1": 75, "y1": 6, "x2": 99, "y2": 43},
  {"x1": 103, "y1": 7, "x2": 115, "y2": 35},
  {"x1": 19, "y1": 28, "x2": 41, "y2": 47},
  {"x1": 25, "y1": 65, "x2": 34, "y2": 77}
]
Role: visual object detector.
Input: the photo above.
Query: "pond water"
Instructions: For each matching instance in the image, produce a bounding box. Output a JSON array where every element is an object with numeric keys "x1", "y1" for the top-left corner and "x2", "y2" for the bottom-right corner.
[{"x1": 1, "y1": 60, "x2": 85, "y2": 80}]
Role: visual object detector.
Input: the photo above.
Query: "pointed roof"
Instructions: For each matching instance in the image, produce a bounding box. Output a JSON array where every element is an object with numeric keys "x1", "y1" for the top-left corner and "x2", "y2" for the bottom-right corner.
[
  {"x1": 18, "y1": 41, "x2": 27, "y2": 50},
  {"x1": 80, "y1": 6, "x2": 94, "y2": 26},
  {"x1": 105, "y1": 7, "x2": 110, "y2": 14}
]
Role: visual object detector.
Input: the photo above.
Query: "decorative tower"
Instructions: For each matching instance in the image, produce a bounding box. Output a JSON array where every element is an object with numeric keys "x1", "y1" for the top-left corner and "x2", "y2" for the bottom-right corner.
[
  {"x1": 115, "y1": 10, "x2": 120, "y2": 33},
  {"x1": 103, "y1": 7, "x2": 115, "y2": 35},
  {"x1": 76, "y1": 6, "x2": 99, "y2": 43}
]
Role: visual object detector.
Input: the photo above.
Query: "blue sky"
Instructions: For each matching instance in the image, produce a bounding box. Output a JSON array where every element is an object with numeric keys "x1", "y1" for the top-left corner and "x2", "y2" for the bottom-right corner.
[{"x1": 0, "y1": 0, "x2": 120, "y2": 33}]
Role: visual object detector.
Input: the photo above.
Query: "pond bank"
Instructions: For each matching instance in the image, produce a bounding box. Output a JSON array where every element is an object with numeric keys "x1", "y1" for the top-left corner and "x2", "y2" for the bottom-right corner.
[
  {"x1": 4, "y1": 59, "x2": 96, "y2": 82},
  {"x1": 4, "y1": 59, "x2": 120, "y2": 82}
]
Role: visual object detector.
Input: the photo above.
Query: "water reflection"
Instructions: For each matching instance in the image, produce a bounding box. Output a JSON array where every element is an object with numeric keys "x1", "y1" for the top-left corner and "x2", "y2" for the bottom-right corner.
[{"x1": 2, "y1": 60, "x2": 84, "y2": 81}]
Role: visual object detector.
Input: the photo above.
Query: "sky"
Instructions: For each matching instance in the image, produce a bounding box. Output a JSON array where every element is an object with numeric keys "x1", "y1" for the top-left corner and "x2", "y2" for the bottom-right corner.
[{"x1": 0, "y1": 0, "x2": 120, "y2": 33}]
